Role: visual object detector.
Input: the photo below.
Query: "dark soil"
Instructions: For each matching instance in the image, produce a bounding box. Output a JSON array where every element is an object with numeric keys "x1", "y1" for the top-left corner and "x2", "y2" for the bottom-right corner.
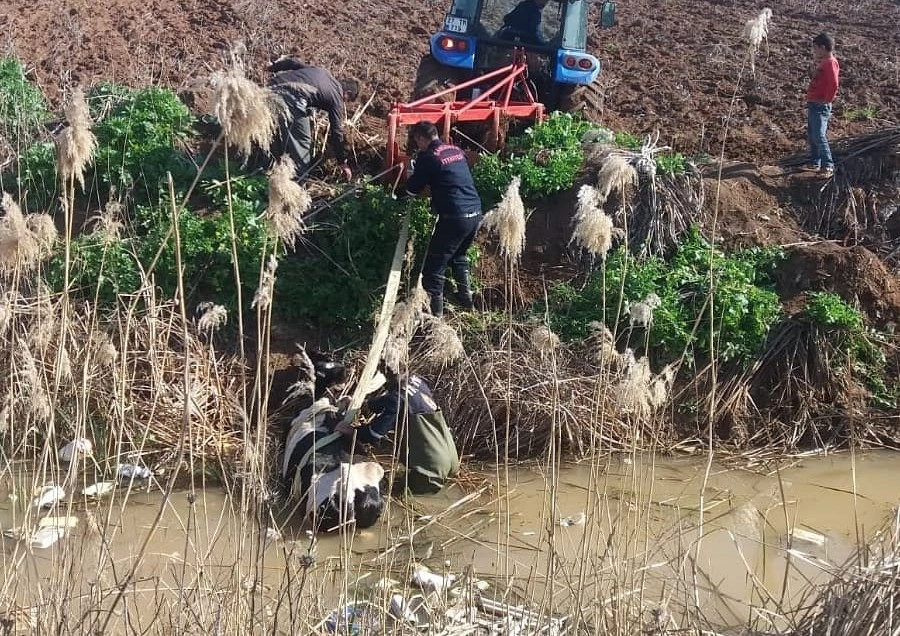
[{"x1": 1, "y1": 0, "x2": 897, "y2": 166}]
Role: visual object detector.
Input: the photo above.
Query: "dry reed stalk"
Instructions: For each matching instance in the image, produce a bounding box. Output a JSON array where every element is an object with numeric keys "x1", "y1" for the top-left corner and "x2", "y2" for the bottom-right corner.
[
  {"x1": 252, "y1": 254, "x2": 279, "y2": 311},
  {"x1": 418, "y1": 325, "x2": 673, "y2": 459},
  {"x1": 793, "y1": 516, "x2": 900, "y2": 634},
  {"x1": 482, "y1": 177, "x2": 527, "y2": 262},
  {"x1": 55, "y1": 88, "x2": 96, "y2": 189},
  {"x1": 211, "y1": 65, "x2": 280, "y2": 158},
  {"x1": 266, "y1": 157, "x2": 311, "y2": 247}
]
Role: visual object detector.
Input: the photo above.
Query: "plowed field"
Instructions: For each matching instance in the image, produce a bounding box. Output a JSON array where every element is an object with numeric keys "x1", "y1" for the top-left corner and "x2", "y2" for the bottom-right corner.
[{"x1": 1, "y1": 0, "x2": 897, "y2": 164}]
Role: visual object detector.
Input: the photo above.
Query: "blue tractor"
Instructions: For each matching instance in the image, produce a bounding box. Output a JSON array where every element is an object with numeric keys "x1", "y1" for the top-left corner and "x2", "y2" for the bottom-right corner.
[{"x1": 414, "y1": 0, "x2": 617, "y2": 110}]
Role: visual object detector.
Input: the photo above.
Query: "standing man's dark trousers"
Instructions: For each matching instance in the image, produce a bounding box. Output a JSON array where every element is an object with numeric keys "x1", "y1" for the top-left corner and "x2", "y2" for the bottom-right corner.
[
  {"x1": 422, "y1": 213, "x2": 482, "y2": 317},
  {"x1": 270, "y1": 91, "x2": 313, "y2": 179}
]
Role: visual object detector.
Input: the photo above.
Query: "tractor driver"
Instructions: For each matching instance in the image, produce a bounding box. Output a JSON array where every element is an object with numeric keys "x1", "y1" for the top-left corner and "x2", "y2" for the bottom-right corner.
[
  {"x1": 266, "y1": 57, "x2": 360, "y2": 181},
  {"x1": 404, "y1": 122, "x2": 483, "y2": 319},
  {"x1": 497, "y1": 0, "x2": 550, "y2": 45}
]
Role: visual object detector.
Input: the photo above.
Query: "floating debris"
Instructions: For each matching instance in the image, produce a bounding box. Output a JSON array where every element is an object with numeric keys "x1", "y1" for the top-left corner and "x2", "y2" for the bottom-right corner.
[
  {"x1": 81, "y1": 482, "x2": 115, "y2": 498},
  {"x1": 410, "y1": 564, "x2": 456, "y2": 593},
  {"x1": 325, "y1": 602, "x2": 380, "y2": 635},
  {"x1": 263, "y1": 527, "x2": 282, "y2": 547},
  {"x1": 557, "y1": 512, "x2": 586, "y2": 527},
  {"x1": 29, "y1": 525, "x2": 66, "y2": 549},
  {"x1": 791, "y1": 527, "x2": 826, "y2": 547},
  {"x1": 32, "y1": 484, "x2": 65, "y2": 509},
  {"x1": 38, "y1": 516, "x2": 78, "y2": 529},
  {"x1": 58, "y1": 438, "x2": 93, "y2": 462},
  {"x1": 389, "y1": 594, "x2": 427, "y2": 627},
  {"x1": 116, "y1": 463, "x2": 152, "y2": 481}
]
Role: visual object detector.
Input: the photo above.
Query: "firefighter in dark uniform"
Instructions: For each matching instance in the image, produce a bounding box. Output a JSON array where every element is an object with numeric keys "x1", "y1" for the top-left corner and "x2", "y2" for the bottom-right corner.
[
  {"x1": 404, "y1": 121, "x2": 483, "y2": 318},
  {"x1": 266, "y1": 57, "x2": 359, "y2": 181}
]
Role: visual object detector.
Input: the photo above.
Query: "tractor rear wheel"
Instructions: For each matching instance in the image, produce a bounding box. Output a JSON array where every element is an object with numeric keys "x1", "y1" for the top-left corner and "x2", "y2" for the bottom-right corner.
[
  {"x1": 413, "y1": 54, "x2": 466, "y2": 101},
  {"x1": 558, "y1": 80, "x2": 606, "y2": 120}
]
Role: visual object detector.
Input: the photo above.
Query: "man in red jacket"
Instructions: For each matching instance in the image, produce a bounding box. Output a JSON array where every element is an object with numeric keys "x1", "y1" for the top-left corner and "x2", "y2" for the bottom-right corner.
[{"x1": 803, "y1": 33, "x2": 840, "y2": 178}]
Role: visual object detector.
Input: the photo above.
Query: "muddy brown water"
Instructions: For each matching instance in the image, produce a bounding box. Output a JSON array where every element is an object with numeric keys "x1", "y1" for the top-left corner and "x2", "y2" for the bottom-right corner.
[{"x1": 1, "y1": 450, "x2": 898, "y2": 632}]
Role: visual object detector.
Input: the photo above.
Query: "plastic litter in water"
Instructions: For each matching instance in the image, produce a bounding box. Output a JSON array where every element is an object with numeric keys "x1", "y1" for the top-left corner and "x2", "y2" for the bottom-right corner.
[
  {"x1": 38, "y1": 516, "x2": 78, "y2": 529},
  {"x1": 410, "y1": 564, "x2": 456, "y2": 593},
  {"x1": 81, "y1": 482, "x2": 116, "y2": 498},
  {"x1": 116, "y1": 463, "x2": 152, "y2": 481},
  {"x1": 58, "y1": 438, "x2": 93, "y2": 462},
  {"x1": 32, "y1": 485, "x2": 65, "y2": 509},
  {"x1": 29, "y1": 526, "x2": 66, "y2": 549},
  {"x1": 557, "y1": 512, "x2": 586, "y2": 527},
  {"x1": 389, "y1": 594, "x2": 426, "y2": 626},
  {"x1": 325, "y1": 603, "x2": 379, "y2": 635}
]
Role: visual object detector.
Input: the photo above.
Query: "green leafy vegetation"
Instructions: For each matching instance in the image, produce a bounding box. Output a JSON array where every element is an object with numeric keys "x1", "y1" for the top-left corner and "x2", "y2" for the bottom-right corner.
[
  {"x1": 473, "y1": 112, "x2": 592, "y2": 207},
  {"x1": 843, "y1": 105, "x2": 880, "y2": 122},
  {"x1": 545, "y1": 228, "x2": 785, "y2": 366},
  {"x1": 655, "y1": 152, "x2": 688, "y2": 177},
  {"x1": 10, "y1": 84, "x2": 193, "y2": 211},
  {"x1": 276, "y1": 187, "x2": 431, "y2": 330},
  {"x1": 613, "y1": 131, "x2": 642, "y2": 150},
  {"x1": 0, "y1": 57, "x2": 49, "y2": 148},
  {"x1": 801, "y1": 292, "x2": 896, "y2": 407},
  {"x1": 48, "y1": 168, "x2": 271, "y2": 309}
]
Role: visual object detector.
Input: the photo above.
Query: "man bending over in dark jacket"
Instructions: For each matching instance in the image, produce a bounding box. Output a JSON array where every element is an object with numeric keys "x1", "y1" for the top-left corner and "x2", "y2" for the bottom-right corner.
[{"x1": 267, "y1": 57, "x2": 359, "y2": 181}]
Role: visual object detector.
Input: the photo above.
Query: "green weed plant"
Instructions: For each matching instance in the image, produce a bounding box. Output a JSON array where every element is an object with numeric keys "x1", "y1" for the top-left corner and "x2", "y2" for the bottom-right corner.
[{"x1": 546, "y1": 228, "x2": 784, "y2": 366}]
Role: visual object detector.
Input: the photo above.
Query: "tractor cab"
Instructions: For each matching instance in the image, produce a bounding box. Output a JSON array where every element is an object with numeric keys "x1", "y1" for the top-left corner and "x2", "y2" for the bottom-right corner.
[{"x1": 429, "y1": 0, "x2": 616, "y2": 105}]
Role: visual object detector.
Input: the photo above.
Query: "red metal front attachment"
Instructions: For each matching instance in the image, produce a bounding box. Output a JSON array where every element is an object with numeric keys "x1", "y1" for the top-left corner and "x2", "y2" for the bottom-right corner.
[{"x1": 385, "y1": 49, "x2": 546, "y2": 181}]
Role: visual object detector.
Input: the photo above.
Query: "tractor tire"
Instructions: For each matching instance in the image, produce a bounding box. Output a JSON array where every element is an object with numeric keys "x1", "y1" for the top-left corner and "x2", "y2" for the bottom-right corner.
[
  {"x1": 558, "y1": 80, "x2": 606, "y2": 120},
  {"x1": 413, "y1": 54, "x2": 466, "y2": 101}
]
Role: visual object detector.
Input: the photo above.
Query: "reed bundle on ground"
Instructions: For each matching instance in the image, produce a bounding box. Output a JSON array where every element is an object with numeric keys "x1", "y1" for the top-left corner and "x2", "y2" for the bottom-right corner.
[
  {"x1": 416, "y1": 325, "x2": 675, "y2": 460},
  {"x1": 782, "y1": 126, "x2": 900, "y2": 245},
  {"x1": 582, "y1": 140, "x2": 705, "y2": 259},
  {"x1": 711, "y1": 315, "x2": 899, "y2": 450}
]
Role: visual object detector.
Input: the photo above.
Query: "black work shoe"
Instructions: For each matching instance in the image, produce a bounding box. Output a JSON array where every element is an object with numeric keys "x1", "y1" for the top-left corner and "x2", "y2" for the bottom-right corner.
[{"x1": 450, "y1": 291, "x2": 475, "y2": 311}]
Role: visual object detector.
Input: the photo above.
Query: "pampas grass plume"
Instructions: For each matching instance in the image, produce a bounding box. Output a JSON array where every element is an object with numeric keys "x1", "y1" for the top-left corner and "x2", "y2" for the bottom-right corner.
[
  {"x1": 422, "y1": 317, "x2": 465, "y2": 366},
  {"x1": 266, "y1": 157, "x2": 311, "y2": 247},
  {"x1": 55, "y1": 88, "x2": 96, "y2": 188},
  {"x1": 596, "y1": 154, "x2": 638, "y2": 204},
  {"x1": 252, "y1": 254, "x2": 279, "y2": 310},
  {"x1": 571, "y1": 184, "x2": 618, "y2": 260},
  {"x1": 212, "y1": 66, "x2": 279, "y2": 157},
  {"x1": 26, "y1": 214, "x2": 58, "y2": 253},
  {"x1": 482, "y1": 177, "x2": 526, "y2": 262},
  {"x1": 196, "y1": 302, "x2": 228, "y2": 334},
  {"x1": 530, "y1": 326, "x2": 560, "y2": 354},
  {"x1": 743, "y1": 8, "x2": 773, "y2": 74},
  {"x1": 0, "y1": 193, "x2": 41, "y2": 273}
]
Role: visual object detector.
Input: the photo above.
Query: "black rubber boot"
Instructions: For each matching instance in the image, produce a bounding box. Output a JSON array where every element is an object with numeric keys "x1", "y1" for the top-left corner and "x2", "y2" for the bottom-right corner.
[
  {"x1": 429, "y1": 293, "x2": 444, "y2": 319},
  {"x1": 451, "y1": 265, "x2": 475, "y2": 311}
]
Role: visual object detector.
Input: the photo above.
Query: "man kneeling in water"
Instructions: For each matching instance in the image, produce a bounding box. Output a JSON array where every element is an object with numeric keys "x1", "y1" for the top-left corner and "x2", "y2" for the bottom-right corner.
[{"x1": 336, "y1": 365, "x2": 460, "y2": 495}]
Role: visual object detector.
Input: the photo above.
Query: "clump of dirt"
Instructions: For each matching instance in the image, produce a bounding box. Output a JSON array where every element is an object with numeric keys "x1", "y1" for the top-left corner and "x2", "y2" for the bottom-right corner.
[
  {"x1": 702, "y1": 162, "x2": 807, "y2": 249},
  {"x1": 775, "y1": 242, "x2": 900, "y2": 329}
]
